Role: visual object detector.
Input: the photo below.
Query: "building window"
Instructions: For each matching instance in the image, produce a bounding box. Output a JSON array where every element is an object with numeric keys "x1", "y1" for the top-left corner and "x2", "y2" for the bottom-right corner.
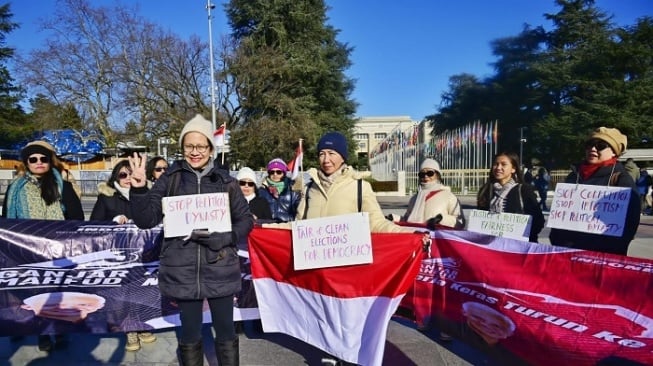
[
  {"x1": 354, "y1": 133, "x2": 368, "y2": 140},
  {"x1": 374, "y1": 133, "x2": 387, "y2": 139}
]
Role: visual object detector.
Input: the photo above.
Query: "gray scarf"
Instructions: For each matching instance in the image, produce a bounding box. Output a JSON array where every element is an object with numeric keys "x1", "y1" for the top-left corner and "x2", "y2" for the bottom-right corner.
[{"x1": 490, "y1": 179, "x2": 517, "y2": 213}]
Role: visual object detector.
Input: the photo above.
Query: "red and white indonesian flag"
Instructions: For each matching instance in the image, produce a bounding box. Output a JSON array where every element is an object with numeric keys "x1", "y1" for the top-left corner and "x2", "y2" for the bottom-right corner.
[
  {"x1": 213, "y1": 124, "x2": 226, "y2": 147},
  {"x1": 248, "y1": 228, "x2": 423, "y2": 366},
  {"x1": 287, "y1": 145, "x2": 303, "y2": 180}
]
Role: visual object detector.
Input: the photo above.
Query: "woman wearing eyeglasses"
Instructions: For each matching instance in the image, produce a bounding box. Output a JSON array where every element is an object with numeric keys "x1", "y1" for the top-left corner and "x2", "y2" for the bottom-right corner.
[
  {"x1": 127, "y1": 114, "x2": 253, "y2": 366},
  {"x1": 145, "y1": 156, "x2": 169, "y2": 185},
  {"x1": 390, "y1": 158, "x2": 466, "y2": 230},
  {"x1": 2, "y1": 140, "x2": 84, "y2": 352},
  {"x1": 258, "y1": 158, "x2": 301, "y2": 222},
  {"x1": 477, "y1": 151, "x2": 544, "y2": 243},
  {"x1": 549, "y1": 127, "x2": 640, "y2": 255}
]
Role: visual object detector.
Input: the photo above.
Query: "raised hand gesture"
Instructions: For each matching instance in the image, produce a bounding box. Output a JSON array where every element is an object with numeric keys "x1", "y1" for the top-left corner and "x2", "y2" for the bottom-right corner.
[{"x1": 128, "y1": 152, "x2": 148, "y2": 188}]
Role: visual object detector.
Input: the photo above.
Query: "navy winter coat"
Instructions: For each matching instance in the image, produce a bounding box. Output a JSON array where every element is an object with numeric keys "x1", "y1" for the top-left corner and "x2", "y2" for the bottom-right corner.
[{"x1": 130, "y1": 160, "x2": 253, "y2": 300}]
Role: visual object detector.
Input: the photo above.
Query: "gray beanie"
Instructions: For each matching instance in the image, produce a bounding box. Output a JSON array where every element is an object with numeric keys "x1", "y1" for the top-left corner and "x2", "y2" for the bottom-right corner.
[{"x1": 179, "y1": 114, "x2": 214, "y2": 149}]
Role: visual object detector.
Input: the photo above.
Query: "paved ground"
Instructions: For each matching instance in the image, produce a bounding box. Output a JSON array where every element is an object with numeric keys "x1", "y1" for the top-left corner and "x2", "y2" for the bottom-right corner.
[{"x1": 1, "y1": 194, "x2": 652, "y2": 365}]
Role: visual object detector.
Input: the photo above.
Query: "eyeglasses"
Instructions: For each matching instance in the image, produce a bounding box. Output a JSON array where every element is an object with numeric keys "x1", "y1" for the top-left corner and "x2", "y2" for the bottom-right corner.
[
  {"x1": 418, "y1": 170, "x2": 436, "y2": 178},
  {"x1": 268, "y1": 170, "x2": 284, "y2": 176},
  {"x1": 239, "y1": 181, "x2": 256, "y2": 187},
  {"x1": 154, "y1": 167, "x2": 167, "y2": 172},
  {"x1": 28, "y1": 156, "x2": 50, "y2": 164},
  {"x1": 183, "y1": 144, "x2": 210, "y2": 153},
  {"x1": 118, "y1": 171, "x2": 132, "y2": 179},
  {"x1": 585, "y1": 140, "x2": 610, "y2": 151}
]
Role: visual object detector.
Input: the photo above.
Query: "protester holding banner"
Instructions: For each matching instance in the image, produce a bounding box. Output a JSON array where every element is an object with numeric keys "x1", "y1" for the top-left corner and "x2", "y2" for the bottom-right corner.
[
  {"x1": 258, "y1": 158, "x2": 302, "y2": 222},
  {"x1": 390, "y1": 158, "x2": 466, "y2": 230},
  {"x1": 128, "y1": 114, "x2": 253, "y2": 366},
  {"x1": 2, "y1": 140, "x2": 85, "y2": 352},
  {"x1": 145, "y1": 155, "x2": 169, "y2": 186},
  {"x1": 89, "y1": 159, "x2": 158, "y2": 351},
  {"x1": 549, "y1": 127, "x2": 640, "y2": 255},
  {"x1": 477, "y1": 151, "x2": 544, "y2": 242}
]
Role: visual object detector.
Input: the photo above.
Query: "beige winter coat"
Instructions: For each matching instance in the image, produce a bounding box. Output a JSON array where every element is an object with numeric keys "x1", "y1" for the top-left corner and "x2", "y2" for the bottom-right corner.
[{"x1": 266, "y1": 166, "x2": 414, "y2": 233}]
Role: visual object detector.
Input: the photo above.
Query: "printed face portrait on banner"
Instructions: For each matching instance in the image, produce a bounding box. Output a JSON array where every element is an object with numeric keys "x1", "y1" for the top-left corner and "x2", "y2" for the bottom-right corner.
[
  {"x1": 463, "y1": 301, "x2": 516, "y2": 345},
  {"x1": 21, "y1": 292, "x2": 106, "y2": 323}
]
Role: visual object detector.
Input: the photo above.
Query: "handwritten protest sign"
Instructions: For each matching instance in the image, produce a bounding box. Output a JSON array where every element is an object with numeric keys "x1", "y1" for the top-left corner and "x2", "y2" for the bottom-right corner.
[
  {"x1": 467, "y1": 209, "x2": 532, "y2": 241},
  {"x1": 546, "y1": 183, "x2": 630, "y2": 236},
  {"x1": 162, "y1": 193, "x2": 231, "y2": 238},
  {"x1": 291, "y1": 213, "x2": 372, "y2": 270}
]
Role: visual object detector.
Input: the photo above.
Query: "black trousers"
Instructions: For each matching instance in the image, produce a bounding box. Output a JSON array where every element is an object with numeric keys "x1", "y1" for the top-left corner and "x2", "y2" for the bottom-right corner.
[{"x1": 176, "y1": 295, "x2": 235, "y2": 344}]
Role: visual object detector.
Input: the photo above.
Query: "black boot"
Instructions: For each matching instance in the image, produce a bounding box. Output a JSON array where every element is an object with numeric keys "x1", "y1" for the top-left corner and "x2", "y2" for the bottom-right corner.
[
  {"x1": 179, "y1": 341, "x2": 203, "y2": 366},
  {"x1": 215, "y1": 338, "x2": 239, "y2": 366}
]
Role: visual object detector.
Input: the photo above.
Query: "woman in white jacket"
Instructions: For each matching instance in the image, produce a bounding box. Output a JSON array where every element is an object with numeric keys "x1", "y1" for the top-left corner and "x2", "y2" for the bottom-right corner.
[{"x1": 392, "y1": 158, "x2": 466, "y2": 230}]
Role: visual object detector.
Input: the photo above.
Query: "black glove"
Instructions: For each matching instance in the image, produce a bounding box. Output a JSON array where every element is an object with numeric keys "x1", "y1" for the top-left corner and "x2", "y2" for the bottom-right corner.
[
  {"x1": 426, "y1": 214, "x2": 443, "y2": 230},
  {"x1": 385, "y1": 214, "x2": 394, "y2": 222},
  {"x1": 192, "y1": 231, "x2": 233, "y2": 251}
]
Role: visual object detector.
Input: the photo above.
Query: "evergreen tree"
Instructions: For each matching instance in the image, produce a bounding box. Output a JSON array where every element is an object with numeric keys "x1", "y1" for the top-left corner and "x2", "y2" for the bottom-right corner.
[
  {"x1": 0, "y1": 4, "x2": 26, "y2": 148},
  {"x1": 225, "y1": 0, "x2": 357, "y2": 169}
]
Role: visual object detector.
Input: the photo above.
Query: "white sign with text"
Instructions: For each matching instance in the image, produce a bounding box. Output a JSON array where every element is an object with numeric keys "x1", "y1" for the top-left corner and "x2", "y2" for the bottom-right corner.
[
  {"x1": 291, "y1": 212, "x2": 372, "y2": 270},
  {"x1": 546, "y1": 183, "x2": 630, "y2": 236},
  {"x1": 162, "y1": 193, "x2": 231, "y2": 238},
  {"x1": 467, "y1": 209, "x2": 533, "y2": 242}
]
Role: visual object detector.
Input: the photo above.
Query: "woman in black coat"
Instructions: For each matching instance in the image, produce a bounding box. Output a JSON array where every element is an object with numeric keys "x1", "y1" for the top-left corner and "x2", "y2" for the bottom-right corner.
[
  {"x1": 127, "y1": 114, "x2": 253, "y2": 366},
  {"x1": 89, "y1": 159, "x2": 158, "y2": 351},
  {"x1": 477, "y1": 151, "x2": 545, "y2": 243},
  {"x1": 549, "y1": 127, "x2": 640, "y2": 255},
  {"x1": 90, "y1": 160, "x2": 133, "y2": 224}
]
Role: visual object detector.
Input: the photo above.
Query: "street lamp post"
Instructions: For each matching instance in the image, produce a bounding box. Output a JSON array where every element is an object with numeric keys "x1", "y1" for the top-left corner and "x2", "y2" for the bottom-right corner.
[{"x1": 519, "y1": 127, "x2": 527, "y2": 168}]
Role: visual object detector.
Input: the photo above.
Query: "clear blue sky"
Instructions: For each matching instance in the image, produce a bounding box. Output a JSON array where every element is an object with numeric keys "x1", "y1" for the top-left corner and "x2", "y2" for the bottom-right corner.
[{"x1": 5, "y1": 0, "x2": 652, "y2": 121}]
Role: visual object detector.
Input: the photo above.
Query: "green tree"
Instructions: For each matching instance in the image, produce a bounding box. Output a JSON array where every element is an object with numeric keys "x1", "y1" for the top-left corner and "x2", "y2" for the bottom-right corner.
[
  {"x1": 224, "y1": 0, "x2": 357, "y2": 169},
  {"x1": 27, "y1": 94, "x2": 84, "y2": 131},
  {"x1": 0, "y1": 3, "x2": 26, "y2": 148}
]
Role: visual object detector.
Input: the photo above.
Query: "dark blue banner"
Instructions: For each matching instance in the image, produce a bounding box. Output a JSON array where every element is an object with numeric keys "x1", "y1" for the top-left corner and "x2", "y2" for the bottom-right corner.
[{"x1": 0, "y1": 219, "x2": 257, "y2": 336}]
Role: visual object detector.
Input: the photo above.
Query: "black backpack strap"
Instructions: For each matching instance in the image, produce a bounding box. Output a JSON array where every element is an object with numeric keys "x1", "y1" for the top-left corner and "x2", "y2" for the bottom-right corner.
[
  {"x1": 302, "y1": 180, "x2": 314, "y2": 219},
  {"x1": 167, "y1": 171, "x2": 181, "y2": 197},
  {"x1": 357, "y1": 179, "x2": 362, "y2": 212}
]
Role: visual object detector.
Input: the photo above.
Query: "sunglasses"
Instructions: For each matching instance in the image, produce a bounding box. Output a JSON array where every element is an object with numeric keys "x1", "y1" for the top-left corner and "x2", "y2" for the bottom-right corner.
[
  {"x1": 118, "y1": 171, "x2": 132, "y2": 179},
  {"x1": 418, "y1": 170, "x2": 436, "y2": 178},
  {"x1": 154, "y1": 167, "x2": 167, "y2": 172},
  {"x1": 239, "y1": 181, "x2": 256, "y2": 187},
  {"x1": 585, "y1": 140, "x2": 610, "y2": 151},
  {"x1": 268, "y1": 170, "x2": 284, "y2": 175},
  {"x1": 28, "y1": 156, "x2": 50, "y2": 164}
]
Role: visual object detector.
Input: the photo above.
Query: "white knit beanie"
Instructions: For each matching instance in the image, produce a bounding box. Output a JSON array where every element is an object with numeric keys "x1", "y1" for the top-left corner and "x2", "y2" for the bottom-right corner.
[
  {"x1": 236, "y1": 167, "x2": 258, "y2": 185},
  {"x1": 179, "y1": 114, "x2": 214, "y2": 149},
  {"x1": 420, "y1": 158, "x2": 441, "y2": 173}
]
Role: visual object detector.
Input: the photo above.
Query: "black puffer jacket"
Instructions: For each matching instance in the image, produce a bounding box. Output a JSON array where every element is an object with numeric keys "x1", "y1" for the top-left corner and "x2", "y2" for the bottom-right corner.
[
  {"x1": 549, "y1": 162, "x2": 639, "y2": 255},
  {"x1": 90, "y1": 182, "x2": 131, "y2": 221},
  {"x1": 130, "y1": 159, "x2": 253, "y2": 300}
]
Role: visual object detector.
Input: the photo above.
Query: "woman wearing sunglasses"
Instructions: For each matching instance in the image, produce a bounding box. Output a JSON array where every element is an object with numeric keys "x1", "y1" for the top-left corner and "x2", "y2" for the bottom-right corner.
[
  {"x1": 236, "y1": 167, "x2": 272, "y2": 222},
  {"x1": 389, "y1": 158, "x2": 466, "y2": 231},
  {"x1": 145, "y1": 156, "x2": 169, "y2": 186},
  {"x1": 477, "y1": 151, "x2": 544, "y2": 243},
  {"x1": 549, "y1": 127, "x2": 640, "y2": 255},
  {"x1": 2, "y1": 140, "x2": 84, "y2": 351},
  {"x1": 258, "y1": 158, "x2": 301, "y2": 222},
  {"x1": 89, "y1": 159, "x2": 158, "y2": 351}
]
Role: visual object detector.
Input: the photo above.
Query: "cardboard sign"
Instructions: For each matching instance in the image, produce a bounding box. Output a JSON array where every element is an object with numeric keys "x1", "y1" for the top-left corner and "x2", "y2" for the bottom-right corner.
[
  {"x1": 467, "y1": 209, "x2": 533, "y2": 241},
  {"x1": 291, "y1": 213, "x2": 372, "y2": 270},
  {"x1": 546, "y1": 183, "x2": 630, "y2": 237},
  {"x1": 162, "y1": 193, "x2": 231, "y2": 238}
]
